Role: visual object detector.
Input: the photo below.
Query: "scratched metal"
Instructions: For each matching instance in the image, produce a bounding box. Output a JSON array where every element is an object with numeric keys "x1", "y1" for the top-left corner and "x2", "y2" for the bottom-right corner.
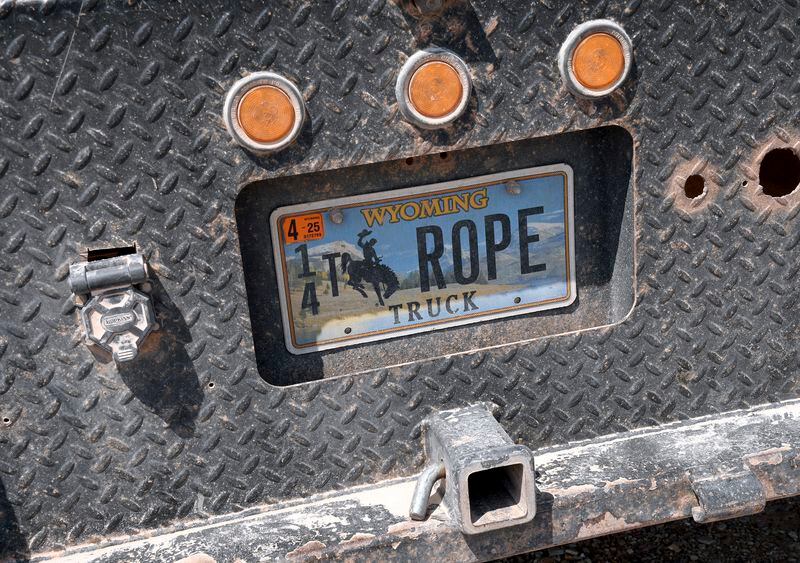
[{"x1": 0, "y1": 0, "x2": 798, "y2": 556}]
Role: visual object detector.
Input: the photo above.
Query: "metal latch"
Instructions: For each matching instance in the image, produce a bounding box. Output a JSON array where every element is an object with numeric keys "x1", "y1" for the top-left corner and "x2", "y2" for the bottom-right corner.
[
  {"x1": 69, "y1": 253, "x2": 156, "y2": 363},
  {"x1": 409, "y1": 404, "x2": 537, "y2": 534}
]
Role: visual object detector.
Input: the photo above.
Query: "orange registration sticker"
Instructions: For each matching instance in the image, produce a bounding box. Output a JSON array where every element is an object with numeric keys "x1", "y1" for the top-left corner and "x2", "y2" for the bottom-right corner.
[{"x1": 282, "y1": 213, "x2": 325, "y2": 244}]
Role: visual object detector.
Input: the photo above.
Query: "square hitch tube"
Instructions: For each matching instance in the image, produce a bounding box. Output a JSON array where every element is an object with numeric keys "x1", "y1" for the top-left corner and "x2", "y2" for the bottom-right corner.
[{"x1": 410, "y1": 404, "x2": 536, "y2": 534}]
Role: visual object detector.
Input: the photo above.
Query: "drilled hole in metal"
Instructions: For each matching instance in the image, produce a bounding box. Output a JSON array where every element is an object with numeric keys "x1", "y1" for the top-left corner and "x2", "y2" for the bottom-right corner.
[
  {"x1": 684, "y1": 174, "x2": 705, "y2": 199},
  {"x1": 759, "y1": 148, "x2": 800, "y2": 197}
]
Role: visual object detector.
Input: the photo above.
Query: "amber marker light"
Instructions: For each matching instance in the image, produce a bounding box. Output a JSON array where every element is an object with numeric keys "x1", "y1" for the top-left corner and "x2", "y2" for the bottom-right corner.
[
  {"x1": 237, "y1": 86, "x2": 296, "y2": 144},
  {"x1": 223, "y1": 72, "x2": 305, "y2": 153},
  {"x1": 408, "y1": 61, "x2": 464, "y2": 118},
  {"x1": 396, "y1": 48, "x2": 471, "y2": 129},
  {"x1": 559, "y1": 20, "x2": 633, "y2": 98},
  {"x1": 572, "y1": 33, "x2": 625, "y2": 90}
]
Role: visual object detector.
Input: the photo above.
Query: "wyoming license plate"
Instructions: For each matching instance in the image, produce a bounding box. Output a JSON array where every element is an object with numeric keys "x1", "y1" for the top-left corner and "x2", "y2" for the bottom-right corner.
[{"x1": 271, "y1": 164, "x2": 576, "y2": 354}]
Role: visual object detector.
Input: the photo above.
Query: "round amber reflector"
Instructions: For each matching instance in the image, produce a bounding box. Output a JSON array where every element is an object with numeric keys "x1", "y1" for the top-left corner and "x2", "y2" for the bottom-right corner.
[
  {"x1": 571, "y1": 32, "x2": 625, "y2": 91},
  {"x1": 237, "y1": 85, "x2": 296, "y2": 144},
  {"x1": 408, "y1": 61, "x2": 464, "y2": 119}
]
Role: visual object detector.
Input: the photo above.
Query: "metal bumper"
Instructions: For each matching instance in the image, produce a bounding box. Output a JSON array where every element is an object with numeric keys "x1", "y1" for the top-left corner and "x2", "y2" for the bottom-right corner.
[{"x1": 45, "y1": 399, "x2": 800, "y2": 562}]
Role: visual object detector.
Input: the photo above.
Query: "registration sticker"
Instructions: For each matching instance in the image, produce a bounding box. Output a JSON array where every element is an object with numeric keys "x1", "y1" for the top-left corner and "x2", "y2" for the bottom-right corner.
[
  {"x1": 282, "y1": 212, "x2": 325, "y2": 243},
  {"x1": 271, "y1": 164, "x2": 576, "y2": 354}
]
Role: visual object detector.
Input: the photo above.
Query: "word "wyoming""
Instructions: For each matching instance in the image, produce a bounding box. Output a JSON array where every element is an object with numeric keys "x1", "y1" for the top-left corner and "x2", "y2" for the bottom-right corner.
[{"x1": 361, "y1": 188, "x2": 488, "y2": 227}]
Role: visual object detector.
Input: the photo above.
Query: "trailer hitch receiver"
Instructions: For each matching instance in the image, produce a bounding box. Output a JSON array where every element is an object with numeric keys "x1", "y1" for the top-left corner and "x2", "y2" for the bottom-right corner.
[{"x1": 410, "y1": 404, "x2": 536, "y2": 534}]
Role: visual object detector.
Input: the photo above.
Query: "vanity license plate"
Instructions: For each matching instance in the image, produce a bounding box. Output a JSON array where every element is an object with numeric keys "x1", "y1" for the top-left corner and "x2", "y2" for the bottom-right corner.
[{"x1": 271, "y1": 164, "x2": 576, "y2": 354}]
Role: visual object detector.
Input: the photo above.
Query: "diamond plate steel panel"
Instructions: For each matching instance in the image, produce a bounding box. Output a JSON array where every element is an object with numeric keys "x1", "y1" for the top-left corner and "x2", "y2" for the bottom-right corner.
[{"x1": 0, "y1": 0, "x2": 798, "y2": 555}]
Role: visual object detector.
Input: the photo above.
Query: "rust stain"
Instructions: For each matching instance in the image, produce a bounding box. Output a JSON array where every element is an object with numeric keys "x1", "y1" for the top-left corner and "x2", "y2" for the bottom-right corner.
[
  {"x1": 744, "y1": 446, "x2": 790, "y2": 467},
  {"x1": 671, "y1": 489, "x2": 700, "y2": 515},
  {"x1": 386, "y1": 519, "x2": 440, "y2": 542},
  {"x1": 136, "y1": 329, "x2": 166, "y2": 356},
  {"x1": 483, "y1": 16, "x2": 499, "y2": 36},
  {"x1": 61, "y1": 171, "x2": 83, "y2": 188},
  {"x1": 667, "y1": 156, "x2": 720, "y2": 214},
  {"x1": 740, "y1": 134, "x2": 800, "y2": 212},
  {"x1": 286, "y1": 539, "x2": 327, "y2": 560},
  {"x1": 548, "y1": 483, "x2": 597, "y2": 497},
  {"x1": 602, "y1": 477, "x2": 649, "y2": 490},
  {"x1": 338, "y1": 532, "x2": 377, "y2": 550},
  {"x1": 676, "y1": 370, "x2": 699, "y2": 385},
  {"x1": 443, "y1": 14, "x2": 466, "y2": 40},
  {"x1": 208, "y1": 211, "x2": 236, "y2": 237},
  {"x1": 387, "y1": 520, "x2": 422, "y2": 535},
  {"x1": 575, "y1": 511, "x2": 629, "y2": 540},
  {"x1": 760, "y1": 479, "x2": 777, "y2": 499}
]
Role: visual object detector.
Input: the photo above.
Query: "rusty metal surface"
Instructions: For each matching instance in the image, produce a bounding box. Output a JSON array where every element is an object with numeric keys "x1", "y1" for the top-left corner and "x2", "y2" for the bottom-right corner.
[
  {"x1": 0, "y1": 0, "x2": 799, "y2": 557},
  {"x1": 41, "y1": 400, "x2": 800, "y2": 562}
]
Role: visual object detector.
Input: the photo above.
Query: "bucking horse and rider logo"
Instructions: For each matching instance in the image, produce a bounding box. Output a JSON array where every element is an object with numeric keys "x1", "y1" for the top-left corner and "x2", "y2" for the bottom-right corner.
[{"x1": 341, "y1": 229, "x2": 399, "y2": 306}]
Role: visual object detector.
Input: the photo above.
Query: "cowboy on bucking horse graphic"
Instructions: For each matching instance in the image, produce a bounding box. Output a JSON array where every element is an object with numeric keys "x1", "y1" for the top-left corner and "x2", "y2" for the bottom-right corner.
[{"x1": 340, "y1": 229, "x2": 399, "y2": 306}]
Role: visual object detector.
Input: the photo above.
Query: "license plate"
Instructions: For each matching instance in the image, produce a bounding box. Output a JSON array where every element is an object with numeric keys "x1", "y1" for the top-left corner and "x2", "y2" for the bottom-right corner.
[{"x1": 271, "y1": 164, "x2": 576, "y2": 354}]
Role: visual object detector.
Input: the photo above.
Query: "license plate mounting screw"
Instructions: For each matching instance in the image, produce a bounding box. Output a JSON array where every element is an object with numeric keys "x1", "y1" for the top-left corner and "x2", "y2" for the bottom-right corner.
[{"x1": 329, "y1": 208, "x2": 344, "y2": 224}]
